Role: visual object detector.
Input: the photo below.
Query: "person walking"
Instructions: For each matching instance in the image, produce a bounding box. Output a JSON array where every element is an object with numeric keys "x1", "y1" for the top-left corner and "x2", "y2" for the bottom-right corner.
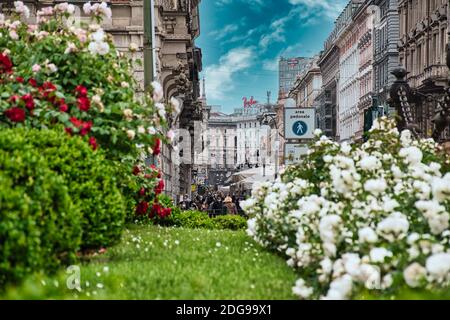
[{"x1": 223, "y1": 196, "x2": 237, "y2": 215}]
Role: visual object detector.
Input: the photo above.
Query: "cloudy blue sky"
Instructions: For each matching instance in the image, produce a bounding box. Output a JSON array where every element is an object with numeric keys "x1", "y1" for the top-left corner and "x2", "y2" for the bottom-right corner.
[{"x1": 196, "y1": 0, "x2": 348, "y2": 113}]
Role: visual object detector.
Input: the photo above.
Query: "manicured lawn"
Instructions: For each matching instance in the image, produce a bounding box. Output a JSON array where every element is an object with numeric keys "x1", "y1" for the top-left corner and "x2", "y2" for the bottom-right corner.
[{"x1": 1, "y1": 225, "x2": 298, "y2": 300}]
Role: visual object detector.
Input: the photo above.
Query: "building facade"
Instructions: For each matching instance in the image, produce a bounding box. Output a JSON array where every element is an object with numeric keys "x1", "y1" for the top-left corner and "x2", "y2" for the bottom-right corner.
[
  {"x1": 372, "y1": 0, "x2": 400, "y2": 109},
  {"x1": 397, "y1": 0, "x2": 449, "y2": 138},
  {"x1": 278, "y1": 57, "x2": 313, "y2": 99},
  {"x1": 203, "y1": 105, "x2": 275, "y2": 189},
  {"x1": 206, "y1": 110, "x2": 237, "y2": 189},
  {"x1": 5, "y1": 1, "x2": 204, "y2": 200},
  {"x1": 398, "y1": 0, "x2": 449, "y2": 138},
  {"x1": 153, "y1": 0, "x2": 203, "y2": 199},
  {"x1": 316, "y1": 20, "x2": 341, "y2": 139},
  {"x1": 355, "y1": 1, "x2": 375, "y2": 141},
  {"x1": 289, "y1": 55, "x2": 322, "y2": 109},
  {"x1": 335, "y1": 0, "x2": 365, "y2": 142},
  {"x1": 234, "y1": 106, "x2": 272, "y2": 169}
]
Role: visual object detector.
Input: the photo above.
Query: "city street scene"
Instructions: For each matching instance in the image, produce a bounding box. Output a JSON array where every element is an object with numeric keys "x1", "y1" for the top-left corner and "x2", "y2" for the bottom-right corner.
[{"x1": 0, "y1": 0, "x2": 449, "y2": 304}]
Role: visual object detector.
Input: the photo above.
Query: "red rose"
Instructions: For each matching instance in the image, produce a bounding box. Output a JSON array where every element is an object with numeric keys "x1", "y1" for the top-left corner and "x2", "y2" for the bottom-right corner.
[
  {"x1": 132, "y1": 166, "x2": 141, "y2": 176},
  {"x1": 154, "y1": 179, "x2": 164, "y2": 195},
  {"x1": 150, "y1": 203, "x2": 162, "y2": 218},
  {"x1": 21, "y1": 94, "x2": 35, "y2": 111},
  {"x1": 161, "y1": 208, "x2": 172, "y2": 218},
  {"x1": 65, "y1": 127, "x2": 73, "y2": 135},
  {"x1": 41, "y1": 81, "x2": 56, "y2": 92},
  {"x1": 28, "y1": 78, "x2": 37, "y2": 87},
  {"x1": 0, "y1": 53, "x2": 13, "y2": 74},
  {"x1": 75, "y1": 85, "x2": 88, "y2": 97},
  {"x1": 77, "y1": 97, "x2": 90, "y2": 112},
  {"x1": 80, "y1": 121, "x2": 92, "y2": 136},
  {"x1": 70, "y1": 117, "x2": 83, "y2": 128},
  {"x1": 136, "y1": 201, "x2": 149, "y2": 216},
  {"x1": 153, "y1": 138, "x2": 161, "y2": 155},
  {"x1": 148, "y1": 165, "x2": 161, "y2": 179},
  {"x1": 89, "y1": 136, "x2": 98, "y2": 150},
  {"x1": 58, "y1": 98, "x2": 68, "y2": 112},
  {"x1": 9, "y1": 95, "x2": 19, "y2": 104},
  {"x1": 4, "y1": 107, "x2": 26, "y2": 122},
  {"x1": 139, "y1": 187, "x2": 146, "y2": 196},
  {"x1": 16, "y1": 76, "x2": 24, "y2": 83}
]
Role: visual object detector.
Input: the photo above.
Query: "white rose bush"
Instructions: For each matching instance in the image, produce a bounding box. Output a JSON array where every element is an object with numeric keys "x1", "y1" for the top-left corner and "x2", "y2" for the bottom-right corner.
[{"x1": 242, "y1": 117, "x2": 450, "y2": 299}]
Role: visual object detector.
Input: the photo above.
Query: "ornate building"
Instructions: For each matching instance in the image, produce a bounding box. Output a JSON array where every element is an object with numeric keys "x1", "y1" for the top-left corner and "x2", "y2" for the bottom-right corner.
[
  {"x1": 397, "y1": 0, "x2": 448, "y2": 138},
  {"x1": 372, "y1": 0, "x2": 400, "y2": 109},
  {"x1": 316, "y1": 18, "x2": 341, "y2": 140},
  {"x1": 355, "y1": 1, "x2": 375, "y2": 141},
  {"x1": 335, "y1": 0, "x2": 365, "y2": 142},
  {"x1": 278, "y1": 57, "x2": 313, "y2": 100},
  {"x1": 288, "y1": 55, "x2": 322, "y2": 109},
  {"x1": 153, "y1": 0, "x2": 203, "y2": 200},
  {"x1": 3, "y1": 1, "x2": 203, "y2": 200}
]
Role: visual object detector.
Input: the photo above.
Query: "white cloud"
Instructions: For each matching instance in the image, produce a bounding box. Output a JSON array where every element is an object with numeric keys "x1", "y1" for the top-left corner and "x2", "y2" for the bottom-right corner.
[
  {"x1": 204, "y1": 47, "x2": 254, "y2": 100},
  {"x1": 258, "y1": 15, "x2": 289, "y2": 49},
  {"x1": 216, "y1": 0, "x2": 266, "y2": 8},
  {"x1": 262, "y1": 43, "x2": 305, "y2": 71},
  {"x1": 208, "y1": 24, "x2": 239, "y2": 40},
  {"x1": 262, "y1": 58, "x2": 279, "y2": 71},
  {"x1": 258, "y1": 0, "x2": 345, "y2": 51},
  {"x1": 288, "y1": 0, "x2": 347, "y2": 19}
]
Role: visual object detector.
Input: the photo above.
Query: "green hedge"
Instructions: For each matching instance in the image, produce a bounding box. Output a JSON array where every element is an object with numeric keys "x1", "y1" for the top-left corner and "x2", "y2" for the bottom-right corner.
[
  {"x1": 167, "y1": 210, "x2": 247, "y2": 231},
  {"x1": 1, "y1": 128, "x2": 126, "y2": 249},
  {"x1": 212, "y1": 215, "x2": 248, "y2": 231},
  {"x1": 0, "y1": 131, "x2": 82, "y2": 287},
  {"x1": 0, "y1": 128, "x2": 127, "y2": 287}
]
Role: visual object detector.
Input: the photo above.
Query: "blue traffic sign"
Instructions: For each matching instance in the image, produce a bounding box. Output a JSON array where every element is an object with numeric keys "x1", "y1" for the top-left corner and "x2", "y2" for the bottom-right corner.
[{"x1": 292, "y1": 121, "x2": 308, "y2": 136}]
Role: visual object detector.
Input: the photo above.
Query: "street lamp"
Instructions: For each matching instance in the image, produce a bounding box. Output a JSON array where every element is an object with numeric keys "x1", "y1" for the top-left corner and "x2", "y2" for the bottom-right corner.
[{"x1": 258, "y1": 112, "x2": 284, "y2": 180}]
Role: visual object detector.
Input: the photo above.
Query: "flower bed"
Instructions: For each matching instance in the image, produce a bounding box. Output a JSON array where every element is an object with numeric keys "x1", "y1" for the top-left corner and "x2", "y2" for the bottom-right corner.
[
  {"x1": 242, "y1": 118, "x2": 450, "y2": 299},
  {"x1": 0, "y1": 2, "x2": 176, "y2": 218},
  {"x1": 0, "y1": 2, "x2": 177, "y2": 288}
]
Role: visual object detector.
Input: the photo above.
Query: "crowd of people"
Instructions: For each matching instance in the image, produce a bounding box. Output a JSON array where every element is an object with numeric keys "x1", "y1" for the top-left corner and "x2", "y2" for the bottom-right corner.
[{"x1": 179, "y1": 192, "x2": 246, "y2": 216}]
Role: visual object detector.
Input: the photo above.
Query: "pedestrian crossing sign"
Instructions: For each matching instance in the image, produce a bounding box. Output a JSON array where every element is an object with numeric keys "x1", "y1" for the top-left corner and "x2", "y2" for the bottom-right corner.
[{"x1": 284, "y1": 107, "x2": 315, "y2": 139}]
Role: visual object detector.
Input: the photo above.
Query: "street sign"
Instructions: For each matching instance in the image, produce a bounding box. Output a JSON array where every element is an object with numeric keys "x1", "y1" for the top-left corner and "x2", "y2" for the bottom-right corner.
[
  {"x1": 284, "y1": 144, "x2": 309, "y2": 165},
  {"x1": 284, "y1": 107, "x2": 315, "y2": 139}
]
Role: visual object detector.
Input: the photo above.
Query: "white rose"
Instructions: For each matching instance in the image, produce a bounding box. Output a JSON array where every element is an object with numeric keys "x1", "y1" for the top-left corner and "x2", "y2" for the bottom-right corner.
[
  {"x1": 147, "y1": 127, "x2": 157, "y2": 135},
  {"x1": 83, "y1": 2, "x2": 92, "y2": 14},
  {"x1": 126, "y1": 130, "x2": 136, "y2": 140},
  {"x1": 369, "y1": 247, "x2": 393, "y2": 263},
  {"x1": 129, "y1": 43, "x2": 139, "y2": 52},
  {"x1": 425, "y1": 253, "x2": 450, "y2": 280},
  {"x1": 313, "y1": 128, "x2": 323, "y2": 137},
  {"x1": 170, "y1": 97, "x2": 181, "y2": 115},
  {"x1": 47, "y1": 63, "x2": 58, "y2": 73},
  {"x1": 167, "y1": 130, "x2": 175, "y2": 143},
  {"x1": 151, "y1": 81, "x2": 164, "y2": 102},
  {"x1": 403, "y1": 262, "x2": 427, "y2": 288},
  {"x1": 137, "y1": 126, "x2": 146, "y2": 134},
  {"x1": 88, "y1": 41, "x2": 99, "y2": 55},
  {"x1": 359, "y1": 155, "x2": 381, "y2": 171},
  {"x1": 364, "y1": 178, "x2": 387, "y2": 195},
  {"x1": 123, "y1": 109, "x2": 133, "y2": 119},
  {"x1": 96, "y1": 42, "x2": 110, "y2": 55},
  {"x1": 90, "y1": 29, "x2": 105, "y2": 43},
  {"x1": 399, "y1": 146, "x2": 423, "y2": 165},
  {"x1": 358, "y1": 227, "x2": 378, "y2": 244}
]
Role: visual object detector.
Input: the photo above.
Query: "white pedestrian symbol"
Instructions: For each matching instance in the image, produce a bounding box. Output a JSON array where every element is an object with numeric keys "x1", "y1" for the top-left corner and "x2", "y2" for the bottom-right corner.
[{"x1": 295, "y1": 121, "x2": 305, "y2": 135}]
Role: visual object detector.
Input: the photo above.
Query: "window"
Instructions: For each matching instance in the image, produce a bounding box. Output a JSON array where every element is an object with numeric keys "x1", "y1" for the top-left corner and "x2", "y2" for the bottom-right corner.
[{"x1": 417, "y1": 44, "x2": 422, "y2": 72}]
